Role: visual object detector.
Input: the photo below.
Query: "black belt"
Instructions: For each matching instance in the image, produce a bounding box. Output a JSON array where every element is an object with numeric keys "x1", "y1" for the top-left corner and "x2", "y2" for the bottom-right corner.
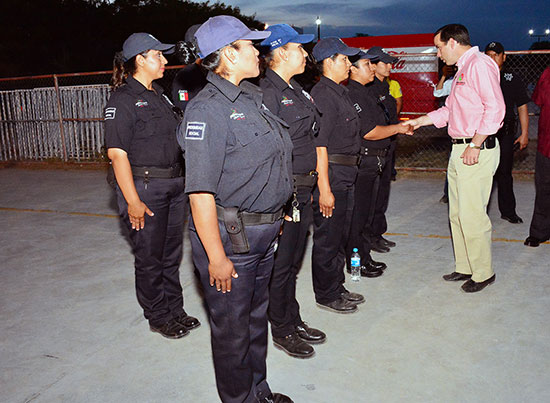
[
  {"x1": 216, "y1": 205, "x2": 284, "y2": 226},
  {"x1": 361, "y1": 146, "x2": 389, "y2": 157},
  {"x1": 293, "y1": 171, "x2": 318, "y2": 188},
  {"x1": 327, "y1": 154, "x2": 360, "y2": 166},
  {"x1": 131, "y1": 164, "x2": 183, "y2": 178},
  {"x1": 451, "y1": 135, "x2": 497, "y2": 150}
]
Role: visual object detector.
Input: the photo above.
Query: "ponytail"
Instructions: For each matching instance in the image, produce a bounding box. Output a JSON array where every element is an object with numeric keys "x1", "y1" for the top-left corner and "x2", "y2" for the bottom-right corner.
[{"x1": 110, "y1": 51, "x2": 139, "y2": 89}]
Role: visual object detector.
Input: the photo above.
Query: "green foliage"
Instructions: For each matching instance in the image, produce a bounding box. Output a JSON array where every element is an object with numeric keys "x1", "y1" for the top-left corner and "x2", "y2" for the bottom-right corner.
[{"x1": 0, "y1": 0, "x2": 263, "y2": 77}]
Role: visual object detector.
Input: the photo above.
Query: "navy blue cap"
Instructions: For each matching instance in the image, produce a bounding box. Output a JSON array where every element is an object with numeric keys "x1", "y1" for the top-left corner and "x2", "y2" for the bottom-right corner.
[
  {"x1": 366, "y1": 46, "x2": 398, "y2": 64},
  {"x1": 356, "y1": 50, "x2": 379, "y2": 61},
  {"x1": 312, "y1": 37, "x2": 360, "y2": 62},
  {"x1": 122, "y1": 33, "x2": 174, "y2": 62},
  {"x1": 184, "y1": 24, "x2": 202, "y2": 43},
  {"x1": 260, "y1": 24, "x2": 314, "y2": 50},
  {"x1": 485, "y1": 41, "x2": 504, "y2": 54},
  {"x1": 194, "y1": 15, "x2": 271, "y2": 58}
]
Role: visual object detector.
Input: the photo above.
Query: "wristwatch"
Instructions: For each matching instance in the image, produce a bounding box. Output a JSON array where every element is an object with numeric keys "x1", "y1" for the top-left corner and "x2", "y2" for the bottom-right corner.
[{"x1": 468, "y1": 142, "x2": 481, "y2": 149}]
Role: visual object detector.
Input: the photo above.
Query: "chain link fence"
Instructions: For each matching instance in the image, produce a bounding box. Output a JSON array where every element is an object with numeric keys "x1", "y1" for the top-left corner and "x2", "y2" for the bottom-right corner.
[{"x1": 1, "y1": 51, "x2": 549, "y2": 172}]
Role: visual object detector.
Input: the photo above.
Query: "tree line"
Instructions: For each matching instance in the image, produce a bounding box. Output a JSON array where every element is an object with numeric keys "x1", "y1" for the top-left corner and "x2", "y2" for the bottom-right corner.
[{"x1": 0, "y1": 0, "x2": 262, "y2": 78}]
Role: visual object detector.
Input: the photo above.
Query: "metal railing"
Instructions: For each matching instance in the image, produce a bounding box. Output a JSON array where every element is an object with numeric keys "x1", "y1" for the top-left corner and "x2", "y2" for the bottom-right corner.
[{"x1": 1, "y1": 51, "x2": 549, "y2": 172}]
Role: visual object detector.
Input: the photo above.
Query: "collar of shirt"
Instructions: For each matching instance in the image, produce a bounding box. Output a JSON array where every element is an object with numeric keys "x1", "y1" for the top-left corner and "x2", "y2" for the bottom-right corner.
[
  {"x1": 125, "y1": 75, "x2": 164, "y2": 96},
  {"x1": 206, "y1": 70, "x2": 263, "y2": 107},
  {"x1": 265, "y1": 68, "x2": 291, "y2": 92},
  {"x1": 319, "y1": 75, "x2": 348, "y2": 96},
  {"x1": 456, "y1": 46, "x2": 478, "y2": 70},
  {"x1": 347, "y1": 79, "x2": 367, "y2": 91}
]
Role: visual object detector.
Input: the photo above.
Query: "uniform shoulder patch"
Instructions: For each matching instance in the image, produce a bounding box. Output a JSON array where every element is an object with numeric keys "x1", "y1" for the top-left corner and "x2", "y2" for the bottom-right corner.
[
  {"x1": 185, "y1": 121, "x2": 206, "y2": 140},
  {"x1": 105, "y1": 107, "x2": 116, "y2": 120}
]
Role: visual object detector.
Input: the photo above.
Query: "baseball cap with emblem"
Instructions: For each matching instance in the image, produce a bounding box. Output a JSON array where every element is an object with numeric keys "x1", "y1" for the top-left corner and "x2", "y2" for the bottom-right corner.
[
  {"x1": 485, "y1": 41, "x2": 504, "y2": 54},
  {"x1": 366, "y1": 46, "x2": 398, "y2": 64},
  {"x1": 312, "y1": 37, "x2": 360, "y2": 62},
  {"x1": 194, "y1": 15, "x2": 271, "y2": 59},
  {"x1": 122, "y1": 33, "x2": 175, "y2": 62},
  {"x1": 259, "y1": 24, "x2": 315, "y2": 51}
]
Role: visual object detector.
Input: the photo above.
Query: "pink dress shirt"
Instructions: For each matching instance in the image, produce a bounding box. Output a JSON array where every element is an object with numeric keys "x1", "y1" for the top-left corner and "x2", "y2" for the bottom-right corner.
[{"x1": 428, "y1": 46, "x2": 505, "y2": 138}]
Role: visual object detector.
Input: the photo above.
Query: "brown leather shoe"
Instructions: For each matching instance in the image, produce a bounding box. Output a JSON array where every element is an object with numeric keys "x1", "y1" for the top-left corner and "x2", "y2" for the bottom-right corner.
[
  {"x1": 442, "y1": 272, "x2": 472, "y2": 282},
  {"x1": 461, "y1": 275, "x2": 495, "y2": 293}
]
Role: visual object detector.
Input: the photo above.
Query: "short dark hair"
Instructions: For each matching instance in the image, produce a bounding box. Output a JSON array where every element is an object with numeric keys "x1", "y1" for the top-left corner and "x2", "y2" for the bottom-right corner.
[{"x1": 434, "y1": 24, "x2": 471, "y2": 46}]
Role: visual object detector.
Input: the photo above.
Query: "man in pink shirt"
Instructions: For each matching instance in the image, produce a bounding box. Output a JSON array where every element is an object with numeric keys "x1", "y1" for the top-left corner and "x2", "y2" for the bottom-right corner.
[{"x1": 408, "y1": 24, "x2": 505, "y2": 293}]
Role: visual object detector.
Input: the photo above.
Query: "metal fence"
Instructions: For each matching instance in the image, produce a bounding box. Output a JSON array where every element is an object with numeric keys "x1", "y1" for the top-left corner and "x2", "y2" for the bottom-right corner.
[{"x1": 1, "y1": 50, "x2": 549, "y2": 171}]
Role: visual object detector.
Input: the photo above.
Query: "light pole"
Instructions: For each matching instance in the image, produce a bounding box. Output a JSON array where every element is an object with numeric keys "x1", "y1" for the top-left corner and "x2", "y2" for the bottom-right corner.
[
  {"x1": 529, "y1": 28, "x2": 550, "y2": 42},
  {"x1": 316, "y1": 16, "x2": 321, "y2": 41}
]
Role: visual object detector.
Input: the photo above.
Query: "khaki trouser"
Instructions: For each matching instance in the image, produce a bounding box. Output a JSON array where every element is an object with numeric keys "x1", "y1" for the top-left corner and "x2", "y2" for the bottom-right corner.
[{"x1": 447, "y1": 140, "x2": 500, "y2": 282}]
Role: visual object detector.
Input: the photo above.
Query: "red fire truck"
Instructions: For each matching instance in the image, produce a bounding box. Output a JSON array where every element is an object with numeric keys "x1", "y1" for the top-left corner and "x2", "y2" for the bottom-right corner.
[{"x1": 342, "y1": 33, "x2": 440, "y2": 119}]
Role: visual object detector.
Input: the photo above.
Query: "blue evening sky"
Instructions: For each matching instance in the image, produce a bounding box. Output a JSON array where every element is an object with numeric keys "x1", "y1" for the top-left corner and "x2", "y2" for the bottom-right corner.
[{"x1": 225, "y1": 0, "x2": 549, "y2": 50}]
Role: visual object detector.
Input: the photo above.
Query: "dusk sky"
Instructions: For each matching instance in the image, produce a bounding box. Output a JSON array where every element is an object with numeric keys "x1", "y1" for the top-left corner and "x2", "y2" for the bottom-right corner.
[{"x1": 225, "y1": 0, "x2": 549, "y2": 51}]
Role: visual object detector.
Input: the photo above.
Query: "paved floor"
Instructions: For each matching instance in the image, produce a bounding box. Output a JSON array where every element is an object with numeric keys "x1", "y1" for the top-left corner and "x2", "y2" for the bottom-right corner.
[{"x1": 1, "y1": 168, "x2": 549, "y2": 403}]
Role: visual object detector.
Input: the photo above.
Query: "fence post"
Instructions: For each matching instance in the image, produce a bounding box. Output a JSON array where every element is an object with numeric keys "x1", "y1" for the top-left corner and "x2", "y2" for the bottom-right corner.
[{"x1": 53, "y1": 74, "x2": 68, "y2": 162}]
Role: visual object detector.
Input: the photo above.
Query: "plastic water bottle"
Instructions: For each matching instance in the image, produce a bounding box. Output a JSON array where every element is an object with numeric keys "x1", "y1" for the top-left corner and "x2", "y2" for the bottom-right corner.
[{"x1": 350, "y1": 248, "x2": 361, "y2": 282}]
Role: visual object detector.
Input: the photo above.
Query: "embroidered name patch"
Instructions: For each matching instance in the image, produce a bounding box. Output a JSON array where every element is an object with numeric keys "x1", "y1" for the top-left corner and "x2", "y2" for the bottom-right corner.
[
  {"x1": 281, "y1": 96, "x2": 294, "y2": 106},
  {"x1": 230, "y1": 109, "x2": 246, "y2": 120},
  {"x1": 354, "y1": 103, "x2": 362, "y2": 113},
  {"x1": 185, "y1": 122, "x2": 206, "y2": 140},
  {"x1": 105, "y1": 107, "x2": 116, "y2": 120}
]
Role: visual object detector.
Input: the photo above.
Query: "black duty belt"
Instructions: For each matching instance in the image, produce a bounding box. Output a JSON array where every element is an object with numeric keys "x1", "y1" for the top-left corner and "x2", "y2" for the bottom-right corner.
[
  {"x1": 362, "y1": 146, "x2": 389, "y2": 157},
  {"x1": 293, "y1": 171, "x2": 318, "y2": 188},
  {"x1": 451, "y1": 135, "x2": 497, "y2": 150},
  {"x1": 216, "y1": 205, "x2": 284, "y2": 226},
  {"x1": 327, "y1": 154, "x2": 360, "y2": 166},
  {"x1": 131, "y1": 164, "x2": 183, "y2": 178}
]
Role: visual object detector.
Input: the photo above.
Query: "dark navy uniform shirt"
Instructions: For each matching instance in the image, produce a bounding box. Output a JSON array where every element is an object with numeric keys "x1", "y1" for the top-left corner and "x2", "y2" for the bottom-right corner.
[
  {"x1": 171, "y1": 63, "x2": 208, "y2": 113},
  {"x1": 500, "y1": 69, "x2": 531, "y2": 120},
  {"x1": 310, "y1": 76, "x2": 361, "y2": 155},
  {"x1": 347, "y1": 79, "x2": 391, "y2": 149},
  {"x1": 366, "y1": 77, "x2": 399, "y2": 125},
  {"x1": 178, "y1": 71, "x2": 293, "y2": 213},
  {"x1": 104, "y1": 76, "x2": 182, "y2": 168},
  {"x1": 259, "y1": 68, "x2": 319, "y2": 174}
]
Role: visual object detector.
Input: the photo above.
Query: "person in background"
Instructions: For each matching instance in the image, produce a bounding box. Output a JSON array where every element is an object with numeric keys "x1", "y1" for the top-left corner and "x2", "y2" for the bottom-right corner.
[
  {"x1": 407, "y1": 24, "x2": 505, "y2": 293},
  {"x1": 172, "y1": 24, "x2": 208, "y2": 113},
  {"x1": 387, "y1": 75, "x2": 402, "y2": 181},
  {"x1": 310, "y1": 37, "x2": 364, "y2": 314},
  {"x1": 434, "y1": 64, "x2": 457, "y2": 204},
  {"x1": 485, "y1": 41, "x2": 530, "y2": 224},
  {"x1": 364, "y1": 46, "x2": 399, "y2": 254},
  {"x1": 524, "y1": 66, "x2": 550, "y2": 247},
  {"x1": 105, "y1": 33, "x2": 200, "y2": 339},
  {"x1": 346, "y1": 51, "x2": 413, "y2": 278},
  {"x1": 177, "y1": 15, "x2": 294, "y2": 403},
  {"x1": 259, "y1": 24, "x2": 326, "y2": 359}
]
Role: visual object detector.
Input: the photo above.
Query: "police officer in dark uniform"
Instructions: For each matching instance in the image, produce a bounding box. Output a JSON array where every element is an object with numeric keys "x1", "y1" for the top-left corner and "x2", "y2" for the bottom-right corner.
[
  {"x1": 345, "y1": 51, "x2": 413, "y2": 277},
  {"x1": 485, "y1": 41, "x2": 531, "y2": 223},
  {"x1": 105, "y1": 33, "x2": 200, "y2": 339},
  {"x1": 310, "y1": 37, "x2": 364, "y2": 314},
  {"x1": 364, "y1": 46, "x2": 400, "y2": 253},
  {"x1": 176, "y1": 16, "x2": 293, "y2": 403},
  {"x1": 172, "y1": 24, "x2": 208, "y2": 113},
  {"x1": 258, "y1": 24, "x2": 325, "y2": 359}
]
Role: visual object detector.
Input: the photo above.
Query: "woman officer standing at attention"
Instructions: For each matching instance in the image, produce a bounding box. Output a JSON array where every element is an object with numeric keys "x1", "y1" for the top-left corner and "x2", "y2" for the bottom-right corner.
[
  {"x1": 177, "y1": 16, "x2": 294, "y2": 403},
  {"x1": 258, "y1": 24, "x2": 326, "y2": 359},
  {"x1": 105, "y1": 33, "x2": 200, "y2": 339},
  {"x1": 310, "y1": 37, "x2": 364, "y2": 314}
]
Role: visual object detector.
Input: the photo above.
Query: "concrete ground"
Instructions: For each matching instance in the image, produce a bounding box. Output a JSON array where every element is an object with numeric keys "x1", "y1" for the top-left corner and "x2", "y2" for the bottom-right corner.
[{"x1": 1, "y1": 167, "x2": 549, "y2": 403}]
